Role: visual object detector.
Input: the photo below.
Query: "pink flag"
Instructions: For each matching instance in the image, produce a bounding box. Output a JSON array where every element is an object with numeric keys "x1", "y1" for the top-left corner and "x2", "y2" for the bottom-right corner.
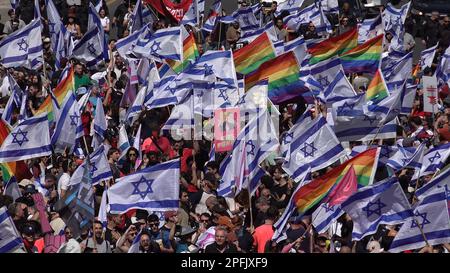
[{"x1": 327, "y1": 165, "x2": 358, "y2": 206}]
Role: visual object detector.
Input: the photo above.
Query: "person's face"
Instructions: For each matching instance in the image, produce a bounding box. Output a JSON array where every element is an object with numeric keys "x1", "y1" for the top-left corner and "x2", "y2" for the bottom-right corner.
[
  {"x1": 16, "y1": 203, "x2": 27, "y2": 218},
  {"x1": 112, "y1": 151, "x2": 120, "y2": 162},
  {"x1": 181, "y1": 192, "x2": 189, "y2": 203},
  {"x1": 206, "y1": 167, "x2": 216, "y2": 174},
  {"x1": 200, "y1": 215, "x2": 210, "y2": 226},
  {"x1": 342, "y1": 18, "x2": 348, "y2": 25},
  {"x1": 276, "y1": 20, "x2": 283, "y2": 29},
  {"x1": 23, "y1": 232, "x2": 35, "y2": 243},
  {"x1": 273, "y1": 168, "x2": 282, "y2": 180},
  {"x1": 127, "y1": 226, "x2": 137, "y2": 242},
  {"x1": 100, "y1": 9, "x2": 105, "y2": 17},
  {"x1": 148, "y1": 220, "x2": 159, "y2": 232},
  {"x1": 173, "y1": 142, "x2": 182, "y2": 151},
  {"x1": 140, "y1": 234, "x2": 150, "y2": 249},
  {"x1": 343, "y1": 3, "x2": 349, "y2": 11},
  {"x1": 215, "y1": 230, "x2": 226, "y2": 246},
  {"x1": 122, "y1": 29, "x2": 130, "y2": 38},
  {"x1": 444, "y1": 17, "x2": 450, "y2": 26},
  {"x1": 169, "y1": 214, "x2": 178, "y2": 224},
  {"x1": 65, "y1": 227, "x2": 73, "y2": 240},
  {"x1": 75, "y1": 64, "x2": 83, "y2": 75},
  {"x1": 44, "y1": 178, "x2": 55, "y2": 189},
  {"x1": 93, "y1": 223, "x2": 103, "y2": 238},
  {"x1": 308, "y1": 24, "x2": 315, "y2": 31},
  {"x1": 9, "y1": 12, "x2": 16, "y2": 20},
  {"x1": 271, "y1": 3, "x2": 277, "y2": 11},
  {"x1": 128, "y1": 150, "x2": 137, "y2": 162},
  {"x1": 261, "y1": 188, "x2": 270, "y2": 198}
]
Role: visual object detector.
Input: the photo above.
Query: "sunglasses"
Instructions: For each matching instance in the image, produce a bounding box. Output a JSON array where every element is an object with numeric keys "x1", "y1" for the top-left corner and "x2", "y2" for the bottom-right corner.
[
  {"x1": 149, "y1": 222, "x2": 159, "y2": 227},
  {"x1": 129, "y1": 153, "x2": 136, "y2": 156}
]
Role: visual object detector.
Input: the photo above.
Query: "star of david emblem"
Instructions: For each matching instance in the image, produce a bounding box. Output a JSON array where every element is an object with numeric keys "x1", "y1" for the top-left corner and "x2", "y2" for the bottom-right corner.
[
  {"x1": 410, "y1": 211, "x2": 431, "y2": 229},
  {"x1": 300, "y1": 142, "x2": 317, "y2": 157},
  {"x1": 380, "y1": 147, "x2": 391, "y2": 159},
  {"x1": 323, "y1": 203, "x2": 335, "y2": 213},
  {"x1": 428, "y1": 152, "x2": 441, "y2": 164},
  {"x1": 392, "y1": 16, "x2": 402, "y2": 29},
  {"x1": 317, "y1": 75, "x2": 330, "y2": 87},
  {"x1": 90, "y1": 162, "x2": 97, "y2": 177},
  {"x1": 11, "y1": 128, "x2": 29, "y2": 146},
  {"x1": 246, "y1": 140, "x2": 255, "y2": 156},
  {"x1": 17, "y1": 38, "x2": 28, "y2": 52},
  {"x1": 337, "y1": 102, "x2": 354, "y2": 115},
  {"x1": 242, "y1": 16, "x2": 250, "y2": 26},
  {"x1": 131, "y1": 176, "x2": 154, "y2": 199},
  {"x1": 363, "y1": 114, "x2": 377, "y2": 125},
  {"x1": 237, "y1": 96, "x2": 246, "y2": 105},
  {"x1": 283, "y1": 132, "x2": 294, "y2": 145},
  {"x1": 203, "y1": 63, "x2": 214, "y2": 76},
  {"x1": 218, "y1": 88, "x2": 228, "y2": 101},
  {"x1": 362, "y1": 198, "x2": 386, "y2": 217},
  {"x1": 165, "y1": 82, "x2": 177, "y2": 95},
  {"x1": 150, "y1": 41, "x2": 162, "y2": 55},
  {"x1": 58, "y1": 48, "x2": 65, "y2": 57},
  {"x1": 87, "y1": 43, "x2": 97, "y2": 56},
  {"x1": 287, "y1": 0, "x2": 295, "y2": 7},
  {"x1": 401, "y1": 158, "x2": 410, "y2": 166},
  {"x1": 69, "y1": 113, "x2": 79, "y2": 126},
  {"x1": 48, "y1": 22, "x2": 56, "y2": 35}
]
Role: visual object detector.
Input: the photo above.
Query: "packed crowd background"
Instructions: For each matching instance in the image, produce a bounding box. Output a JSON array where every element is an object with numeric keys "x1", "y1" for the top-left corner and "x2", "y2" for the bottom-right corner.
[{"x1": 0, "y1": 0, "x2": 449, "y2": 254}]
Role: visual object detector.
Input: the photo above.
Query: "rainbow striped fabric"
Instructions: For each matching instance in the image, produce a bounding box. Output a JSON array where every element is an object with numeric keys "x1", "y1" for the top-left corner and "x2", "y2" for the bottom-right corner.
[
  {"x1": 166, "y1": 32, "x2": 199, "y2": 73},
  {"x1": 234, "y1": 32, "x2": 276, "y2": 75},
  {"x1": 366, "y1": 69, "x2": 389, "y2": 103},
  {"x1": 308, "y1": 27, "x2": 358, "y2": 65},
  {"x1": 294, "y1": 148, "x2": 379, "y2": 214},
  {"x1": 340, "y1": 34, "x2": 383, "y2": 74},
  {"x1": 36, "y1": 66, "x2": 75, "y2": 122},
  {"x1": 245, "y1": 51, "x2": 304, "y2": 104}
]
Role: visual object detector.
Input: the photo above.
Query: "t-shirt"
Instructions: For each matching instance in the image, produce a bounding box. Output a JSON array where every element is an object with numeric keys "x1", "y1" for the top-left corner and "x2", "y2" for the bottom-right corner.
[
  {"x1": 74, "y1": 74, "x2": 91, "y2": 94},
  {"x1": 252, "y1": 224, "x2": 274, "y2": 253},
  {"x1": 57, "y1": 173, "x2": 71, "y2": 197},
  {"x1": 81, "y1": 238, "x2": 111, "y2": 253}
]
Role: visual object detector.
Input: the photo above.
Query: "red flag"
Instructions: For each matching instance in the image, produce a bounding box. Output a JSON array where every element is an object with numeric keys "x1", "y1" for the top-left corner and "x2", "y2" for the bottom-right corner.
[{"x1": 326, "y1": 165, "x2": 358, "y2": 206}]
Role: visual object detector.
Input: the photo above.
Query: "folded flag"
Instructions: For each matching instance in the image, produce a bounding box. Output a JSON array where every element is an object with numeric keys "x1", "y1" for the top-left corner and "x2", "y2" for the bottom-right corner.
[
  {"x1": 420, "y1": 43, "x2": 438, "y2": 70},
  {"x1": 389, "y1": 188, "x2": 450, "y2": 253},
  {"x1": 358, "y1": 14, "x2": 383, "y2": 44},
  {"x1": 320, "y1": 70, "x2": 357, "y2": 105},
  {"x1": 312, "y1": 203, "x2": 344, "y2": 234},
  {"x1": 308, "y1": 27, "x2": 358, "y2": 65},
  {"x1": 108, "y1": 159, "x2": 180, "y2": 214},
  {"x1": 341, "y1": 177, "x2": 413, "y2": 241}
]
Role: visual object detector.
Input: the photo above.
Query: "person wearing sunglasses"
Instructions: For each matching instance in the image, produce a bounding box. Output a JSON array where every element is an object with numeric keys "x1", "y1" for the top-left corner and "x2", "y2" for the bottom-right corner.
[{"x1": 120, "y1": 147, "x2": 140, "y2": 175}]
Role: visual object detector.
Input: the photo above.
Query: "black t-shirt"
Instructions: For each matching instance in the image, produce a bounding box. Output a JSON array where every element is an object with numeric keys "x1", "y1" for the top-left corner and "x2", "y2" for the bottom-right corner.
[
  {"x1": 286, "y1": 226, "x2": 311, "y2": 253},
  {"x1": 204, "y1": 242, "x2": 238, "y2": 253}
]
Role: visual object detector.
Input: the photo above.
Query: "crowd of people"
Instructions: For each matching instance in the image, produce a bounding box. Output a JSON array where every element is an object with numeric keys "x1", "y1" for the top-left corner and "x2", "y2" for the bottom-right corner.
[{"x1": 0, "y1": 0, "x2": 449, "y2": 254}]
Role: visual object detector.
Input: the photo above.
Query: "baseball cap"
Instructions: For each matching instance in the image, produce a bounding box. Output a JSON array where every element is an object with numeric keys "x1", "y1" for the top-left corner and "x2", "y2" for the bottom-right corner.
[
  {"x1": 24, "y1": 184, "x2": 37, "y2": 195},
  {"x1": 22, "y1": 224, "x2": 36, "y2": 236}
]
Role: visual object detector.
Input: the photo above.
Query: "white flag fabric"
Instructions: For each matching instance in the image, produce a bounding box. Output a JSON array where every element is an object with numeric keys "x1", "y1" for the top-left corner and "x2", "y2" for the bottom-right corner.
[
  {"x1": 413, "y1": 143, "x2": 450, "y2": 180},
  {"x1": 416, "y1": 165, "x2": 450, "y2": 202},
  {"x1": 128, "y1": 229, "x2": 142, "y2": 253},
  {"x1": 386, "y1": 145, "x2": 419, "y2": 171},
  {"x1": 0, "y1": 206, "x2": 24, "y2": 253},
  {"x1": 98, "y1": 188, "x2": 108, "y2": 227},
  {"x1": 51, "y1": 92, "x2": 84, "y2": 153},
  {"x1": 389, "y1": 188, "x2": 450, "y2": 253},
  {"x1": 3, "y1": 177, "x2": 22, "y2": 202},
  {"x1": 118, "y1": 124, "x2": 130, "y2": 158},
  {"x1": 436, "y1": 45, "x2": 450, "y2": 86},
  {"x1": 180, "y1": 0, "x2": 197, "y2": 26},
  {"x1": 0, "y1": 113, "x2": 51, "y2": 163},
  {"x1": 358, "y1": 15, "x2": 383, "y2": 44},
  {"x1": 133, "y1": 26, "x2": 182, "y2": 61},
  {"x1": 69, "y1": 145, "x2": 113, "y2": 186},
  {"x1": 309, "y1": 56, "x2": 343, "y2": 89},
  {"x1": 108, "y1": 159, "x2": 180, "y2": 214},
  {"x1": 420, "y1": 43, "x2": 438, "y2": 69},
  {"x1": 341, "y1": 177, "x2": 413, "y2": 241},
  {"x1": 0, "y1": 19, "x2": 43, "y2": 69},
  {"x1": 115, "y1": 24, "x2": 148, "y2": 59},
  {"x1": 276, "y1": 0, "x2": 304, "y2": 15},
  {"x1": 92, "y1": 98, "x2": 107, "y2": 149},
  {"x1": 283, "y1": 111, "x2": 345, "y2": 182},
  {"x1": 320, "y1": 70, "x2": 357, "y2": 105},
  {"x1": 195, "y1": 50, "x2": 238, "y2": 87},
  {"x1": 312, "y1": 203, "x2": 345, "y2": 234}
]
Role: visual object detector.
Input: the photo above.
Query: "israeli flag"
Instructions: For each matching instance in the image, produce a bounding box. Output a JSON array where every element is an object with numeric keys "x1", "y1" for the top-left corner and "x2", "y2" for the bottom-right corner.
[
  {"x1": 351, "y1": 145, "x2": 398, "y2": 168},
  {"x1": 128, "y1": 229, "x2": 142, "y2": 253},
  {"x1": 367, "y1": 80, "x2": 407, "y2": 126},
  {"x1": 401, "y1": 84, "x2": 417, "y2": 115},
  {"x1": 413, "y1": 143, "x2": 450, "y2": 180},
  {"x1": 115, "y1": 23, "x2": 148, "y2": 59},
  {"x1": 201, "y1": 81, "x2": 239, "y2": 116},
  {"x1": 72, "y1": 24, "x2": 104, "y2": 68},
  {"x1": 181, "y1": 0, "x2": 197, "y2": 26},
  {"x1": 233, "y1": 6, "x2": 260, "y2": 32},
  {"x1": 235, "y1": 80, "x2": 269, "y2": 115},
  {"x1": 202, "y1": 0, "x2": 221, "y2": 33},
  {"x1": 118, "y1": 124, "x2": 130, "y2": 157},
  {"x1": 284, "y1": 36, "x2": 308, "y2": 67},
  {"x1": 358, "y1": 15, "x2": 383, "y2": 44},
  {"x1": 283, "y1": 111, "x2": 346, "y2": 182},
  {"x1": 161, "y1": 92, "x2": 195, "y2": 135},
  {"x1": 51, "y1": 92, "x2": 84, "y2": 153},
  {"x1": 2, "y1": 74, "x2": 23, "y2": 125},
  {"x1": 126, "y1": 86, "x2": 147, "y2": 125},
  {"x1": 382, "y1": 1, "x2": 411, "y2": 36},
  {"x1": 3, "y1": 177, "x2": 22, "y2": 201},
  {"x1": 416, "y1": 165, "x2": 450, "y2": 201},
  {"x1": 107, "y1": 159, "x2": 180, "y2": 214},
  {"x1": 144, "y1": 75, "x2": 193, "y2": 110},
  {"x1": 238, "y1": 22, "x2": 277, "y2": 44},
  {"x1": 341, "y1": 177, "x2": 413, "y2": 241},
  {"x1": 420, "y1": 43, "x2": 438, "y2": 70},
  {"x1": 130, "y1": 0, "x2": 144, "y2": 32},
  {"x1": 194, "y1": 50, "x2": 237, "y2": 87},
  {"x1": 133, "y1": 26, "x2": 182, "y2": 62},
  {"x1": 0, "y1": 19, "x2": 43, "y2": 69},
  {"x1": 276, "y1": 0, "x2": 304, "y2": 15},
  {"x1": 312, "y1": 203, "x2": 345, "y2": 234},
  {"x1": 386, "y1": 142, "x2": 425, "y2": 171},
  {"x1": 319, "y1": 0, "x2": 339, "y2": 13},
  {"x1": 436, "y1": 45, "x2": 450, "y2": 86},
  {"x1": 308, "y1": 57, "x2": 343, "y2": 89},
  {"x1": 389, "y1": 188, "x2": 450, "y2": 253},
  {"x1": 69, "y1": 145, "x2": 113, "y2": 186},
  {"x1": 0, "y1": 206, "x2": 24, "y2": 253},
  {"x1": 92, "y1": 98, "x2": 107, "y2": 150},
  {"x1": 219, "y1": 109, "x2": 279, "y2": 197},
  {"x1": 98, "y1": 188, "x2": 108, "y2": 227},
  {"x1": 46, "y1": 0, "x2": 70, "y2": 60},
  {"x1": 382, "y1": 51, "x2": 413, "y2": 91},
  {"x1": 0, "y1": 113, "x2": 51, "y2": 163},
  {"x1": 320, "y1": 70, "x2": 357, "y2": 105}
]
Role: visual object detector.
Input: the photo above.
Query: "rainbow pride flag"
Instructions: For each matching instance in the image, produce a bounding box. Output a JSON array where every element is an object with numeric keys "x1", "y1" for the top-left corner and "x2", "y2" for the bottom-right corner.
[
  {"x1": 308, "y1": 27, "x2": 358, "y2": 65},
  {"x1": 412, "y1": 63, "x2": 421, "y2": 83},
  {"x1": 340, "y1": 34, "x2": 383, "y2": 74},
  {"x1": 234, "y1": 32, "x2": 276, "y2": 75},
  {"x1": 294, "y1": 148, "x2": 379, "y2": 214},
  {"x1": 36, "y1": 66, "x2": 75, "y2": 122},
  {"x1": 366, "y1": 69, "x2": 389, "y2": 103},
  {"x1": 166, "y1": 32, "x2": 199, "y2": 73},
  {"x1": 245, "y1": 51, "x2": 305, "y2": 104}
]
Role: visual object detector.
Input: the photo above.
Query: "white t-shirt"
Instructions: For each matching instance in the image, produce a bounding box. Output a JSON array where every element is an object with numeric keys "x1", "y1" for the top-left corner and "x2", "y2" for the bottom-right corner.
[
  {"x1": 100, "y1": 17, "x2": 110, "y2": 29},
  {"x1": 58, "y1": 172, "x2": 71, "y2": 197}
]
